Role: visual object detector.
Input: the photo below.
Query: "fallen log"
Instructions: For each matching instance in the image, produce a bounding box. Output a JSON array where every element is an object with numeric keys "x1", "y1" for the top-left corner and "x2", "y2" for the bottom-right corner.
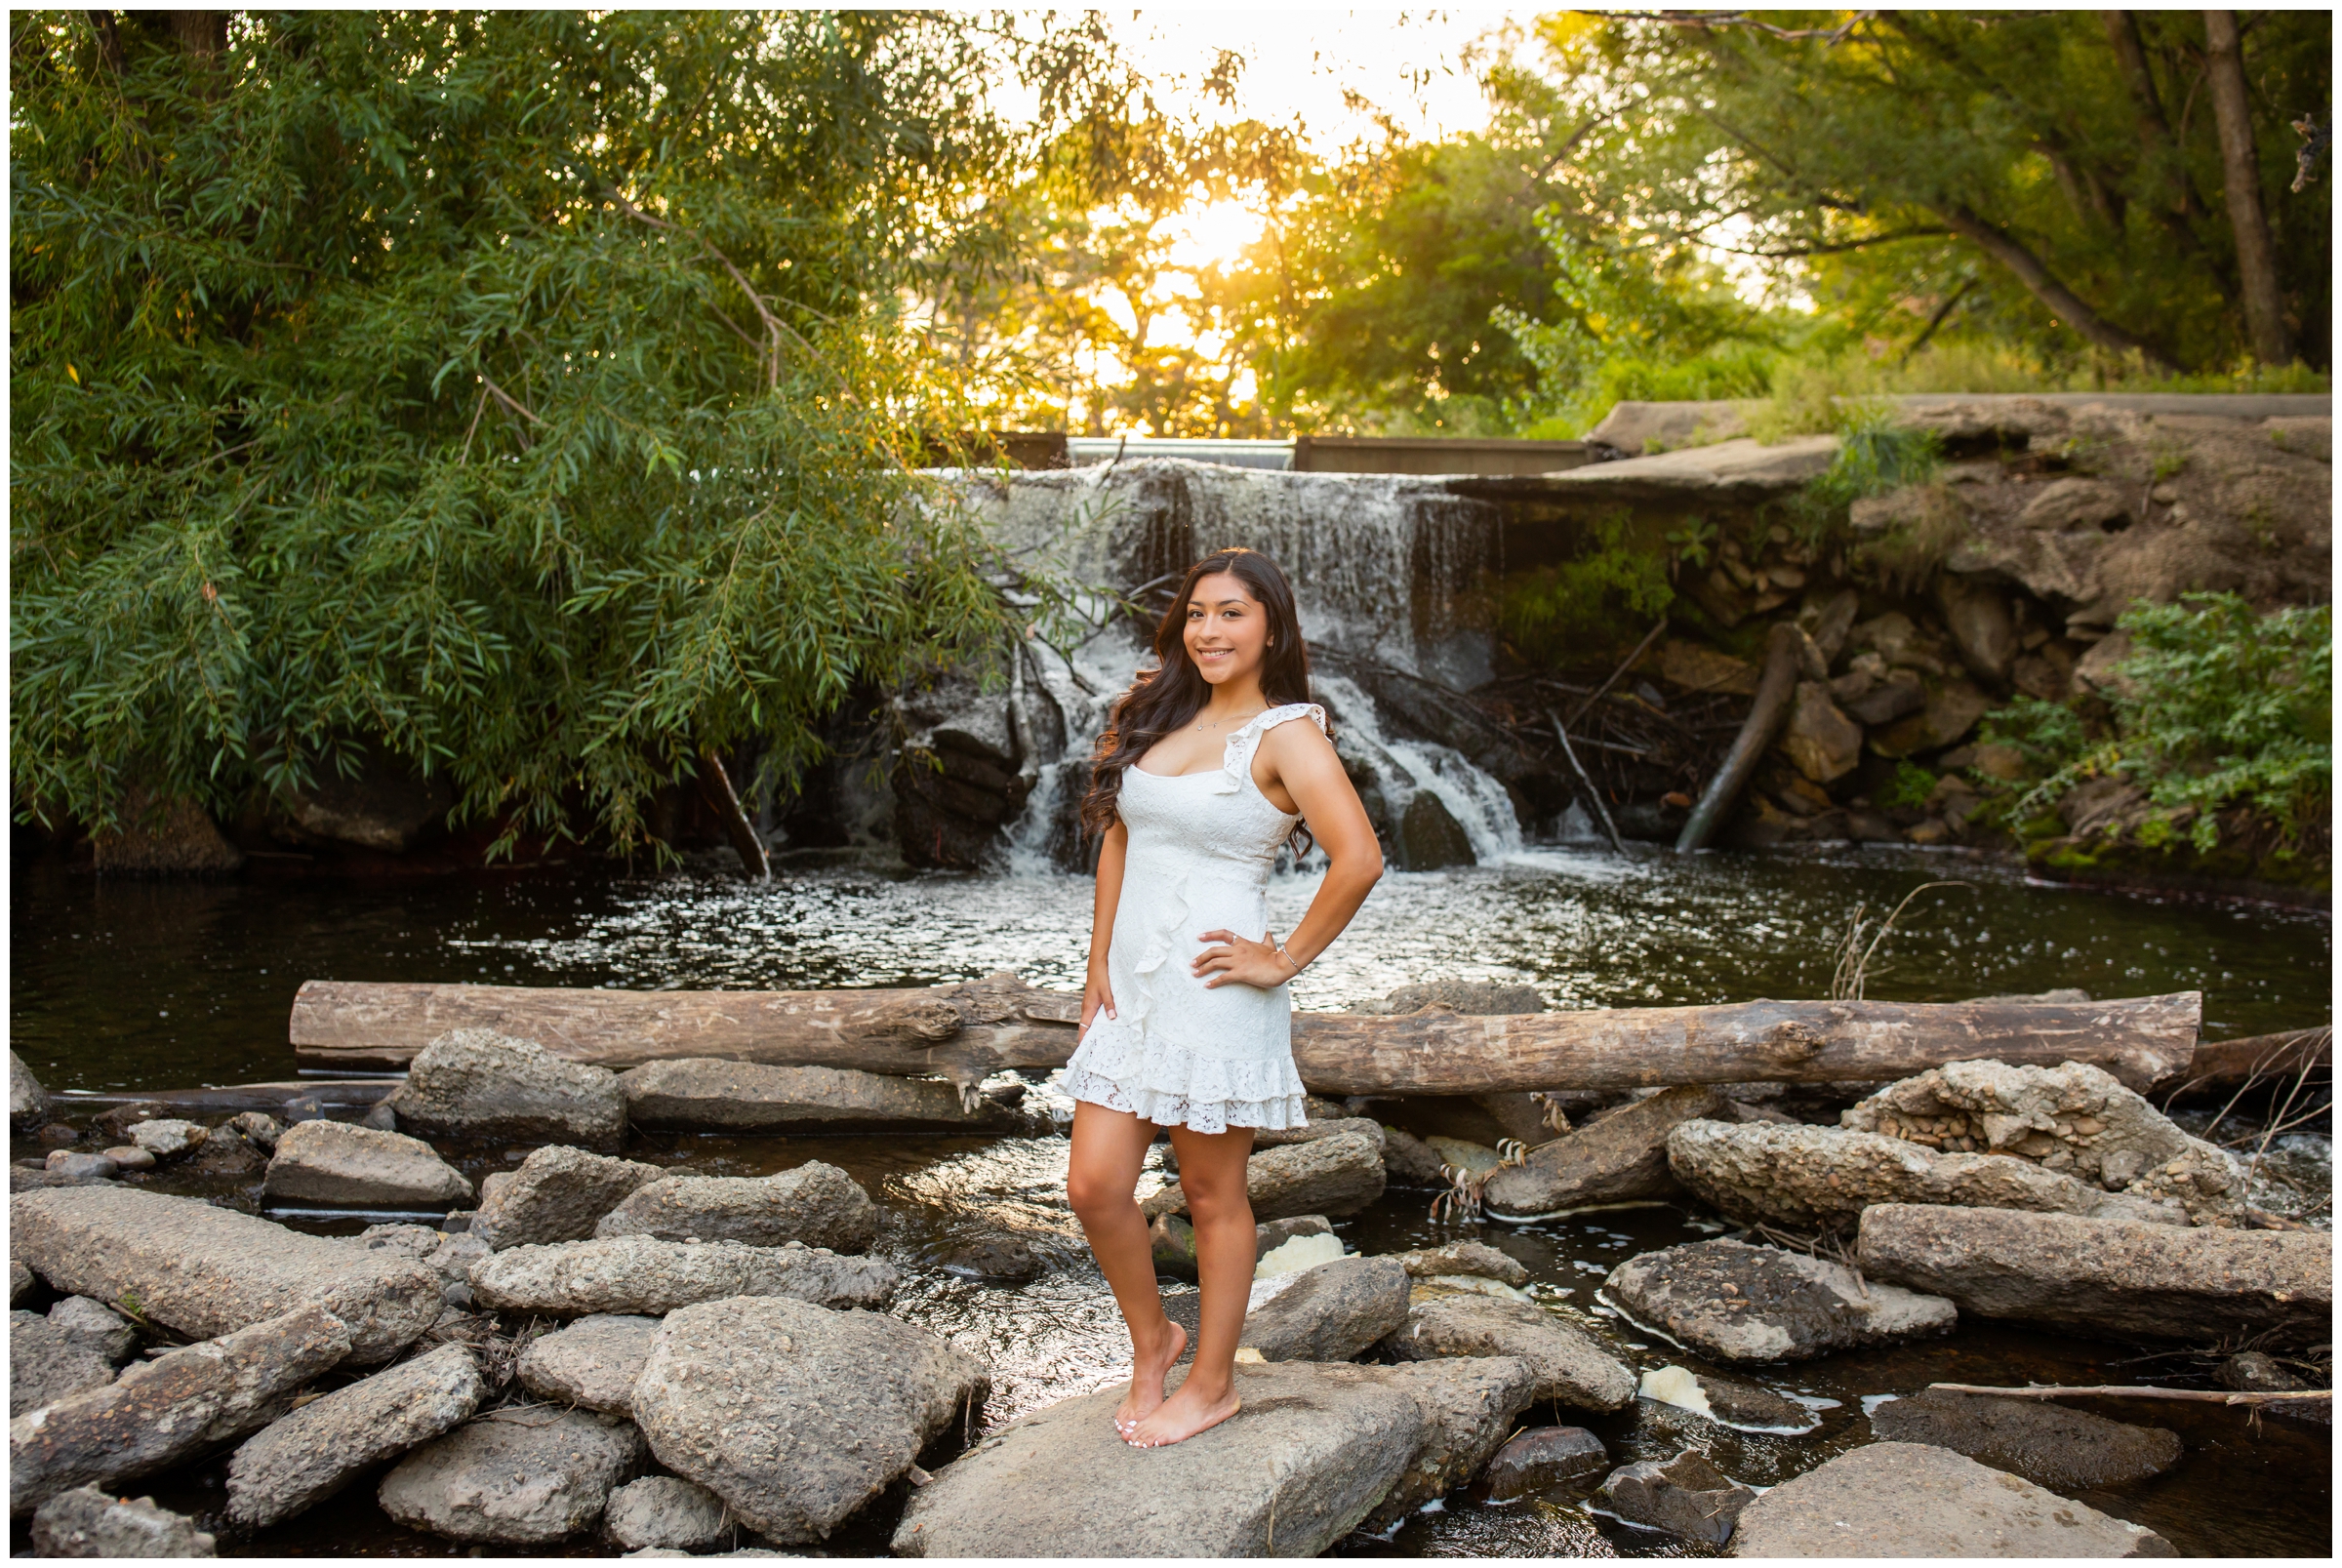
[
  {"x1": 2160, "y1": 1026, "x2": 2330, "y2": 1102},
  {"x1": 1675, "y1": 623, "x2": 1801, "y2": 855},
  {"x1": 292, "y1": 980, "x2": 2201, "y2": 1095}
]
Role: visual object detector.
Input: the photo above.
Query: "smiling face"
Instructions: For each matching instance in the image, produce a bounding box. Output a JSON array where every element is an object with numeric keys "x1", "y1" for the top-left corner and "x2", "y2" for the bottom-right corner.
[{"x1": 1182, "y1": 571, "x2": 1270, "y2": 689}]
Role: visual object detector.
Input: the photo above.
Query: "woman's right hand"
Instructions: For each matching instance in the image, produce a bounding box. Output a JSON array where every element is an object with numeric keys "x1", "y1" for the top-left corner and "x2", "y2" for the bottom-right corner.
[{"x1": 1081, "y1": 965, "x2": 1117, "y2": 1032}]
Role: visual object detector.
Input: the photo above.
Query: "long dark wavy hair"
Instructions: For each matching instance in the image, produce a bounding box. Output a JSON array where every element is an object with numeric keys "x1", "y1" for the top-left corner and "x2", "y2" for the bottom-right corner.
[{"x1": 1078, "y1": 548, "x2": 1322, "y2": 854}]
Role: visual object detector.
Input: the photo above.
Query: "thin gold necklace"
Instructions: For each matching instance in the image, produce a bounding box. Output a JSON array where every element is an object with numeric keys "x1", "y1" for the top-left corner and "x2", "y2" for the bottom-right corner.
[{"x1": 1193, "y1": 706, "x2": 1266, "y2": 733}]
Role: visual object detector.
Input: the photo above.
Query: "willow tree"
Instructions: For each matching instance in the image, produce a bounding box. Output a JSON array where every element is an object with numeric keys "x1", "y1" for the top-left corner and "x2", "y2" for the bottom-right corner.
[{"x1": 11, "y1": 10, "x2": 1116, "y2": 854}]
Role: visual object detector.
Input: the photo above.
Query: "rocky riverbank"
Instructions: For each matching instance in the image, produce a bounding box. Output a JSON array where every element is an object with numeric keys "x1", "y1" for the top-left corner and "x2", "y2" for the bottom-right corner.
[{"x1": 8, "y1": 970, "x2": 2330, "y2": 1558}]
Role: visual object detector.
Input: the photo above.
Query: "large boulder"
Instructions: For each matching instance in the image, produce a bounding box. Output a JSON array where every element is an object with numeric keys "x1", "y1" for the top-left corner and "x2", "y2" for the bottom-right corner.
[
  {"x1": 1483, "y1": 1426, "x2": 1607, "y2": 1500},
  {"x1": 1240, "y1": 1256, "x2": 1411, "y2": 1362},
  {"x1": 1483, "y1": 1086, "x2": 1728, "y2": 1221},
  {"x1": 1869, "y1": 677, "x2": 1992, "y2": 758},
  {"x1": 1354, "y1": 1356, "x2": 1540, "y2": 1531},
  {"x1": 631, "y1": 1295, "x2": 989, "y2": 1544},
  {"x1": 1665, "y1": 1118, "x2": 2186, "y2": 1232},
  {"x1": 10, "y1": 1299, "x2": 136, "y2": 1417},
  {"x1": 619, "y1": 1059, "x2": 1039, "y2": 1134},
  {"x1": 342, "y1": 1224, "x2": 488, "y2": 1295},
  {"x1": 30, "y1": 1487, "x2": 217, "y2": 1557},
  {"x1": 1142, "y1": 1130, "x2": 1385, "y2": 1222},
  {"x1": 90, "y1": 785, "x2": 244, "y2": 876},
  {"x1": 893, "y1": 1360, "x2": 1427, "y2": 1557},
  {"x1": 594, "y1": 1162, "x2": 877, "y2": 1253},
  {"x1": 280, "y1": 746, "x2": 453, "y2": 853},
  {"x1": 10, "y1": 1186, "x2": 443, "y2": 1363},
  {"x1": 1857, "y1": 1204, "x2": 2331, "y2": 1347},
  {"x1": 470, "y1": 1146, "x2": 666, "y2": 1251},
  {"x1": 262, "y1": 1118, "x2": 473, "y2": 1207},
  {"x1": 1377, "y1": 1295, "x2": 1635, "y2": 1409},
  {"x1": 468, "y1": 1237, "x2": 898, "y2": 1317},
  {"x1": 1594, "y1": 1447, "x2": 1756, "y2": 1547},
  {"x1": 10, "y1": 1304, "x2": 351, "y2": 1515},
  {"x1": 1779, "y1": 682, "x2": 1864, "y2": 784},
  {"x1": 1870, "y1": 1389, "x2": 2182, "y2": 1488},
  {"x1": 1840, "y1": 1060, "x2": 2245, "y2": 1223},
  {"x1": 603, "y1": 1475, "x2": 731, "y2": 1552},
  {"x1": 516, "y1": 1313, "x2": 661, "y2": 1415},
  {"x1": 1390, "y1": 1239, "x2": 1529, "y2": 1286},
  {"x1": 1605, "y1": 1239, "x2": 1956, "y2": 1365},
  {"x1": 1726, "y1": 1441, "x2": 2175, "y2": 1556},
  {"x1": 224, "y1": 1342, "x2": 487, "y2": 1529},
  {"x1": 377, "y1": 1406, "x2": 644, "y2": 1545},
  {"x1": 10, "y1": 1052, "x2": 53, "y2": 1130},
  {"x1": 385, "y1": 1028, "x2": 627, "y2": 1151}
]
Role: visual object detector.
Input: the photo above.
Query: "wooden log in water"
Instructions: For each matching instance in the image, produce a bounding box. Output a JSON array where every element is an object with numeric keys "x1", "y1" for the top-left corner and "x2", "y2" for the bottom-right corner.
[
  {"x1": 1675, "y1": 622, "x2": 1802, "y2": 855},
  {"x1": 291, "y1": 979, "x2": 2202, "y2": 1094},
  {"x1": 2160, "y1": 1026, "x2": 2330, "y2": 1101}
]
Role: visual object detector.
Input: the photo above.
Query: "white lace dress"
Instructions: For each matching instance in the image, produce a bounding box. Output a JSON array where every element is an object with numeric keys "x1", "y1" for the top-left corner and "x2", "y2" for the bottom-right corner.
[{"x1": 1060, "y1": 703, "x2": 1322, "y2": 1133}]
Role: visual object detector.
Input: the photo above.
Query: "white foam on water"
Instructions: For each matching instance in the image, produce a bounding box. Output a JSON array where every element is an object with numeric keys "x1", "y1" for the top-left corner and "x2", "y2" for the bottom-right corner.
[{"x1": 1639, "y1": 1363, "x2": 1716, "y2": 1417}]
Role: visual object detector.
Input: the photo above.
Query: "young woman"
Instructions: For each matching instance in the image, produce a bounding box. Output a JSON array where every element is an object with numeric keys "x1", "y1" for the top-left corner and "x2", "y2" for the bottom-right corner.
[{"x1": 1061, "y1": 546, "x2": 1384, "y2": 1448}]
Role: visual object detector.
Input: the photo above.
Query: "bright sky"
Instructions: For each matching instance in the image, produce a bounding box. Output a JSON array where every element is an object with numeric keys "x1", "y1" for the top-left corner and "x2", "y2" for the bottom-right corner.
[{"x1": 1105, "y1": 9, "x2": 1528, "y2": 270}]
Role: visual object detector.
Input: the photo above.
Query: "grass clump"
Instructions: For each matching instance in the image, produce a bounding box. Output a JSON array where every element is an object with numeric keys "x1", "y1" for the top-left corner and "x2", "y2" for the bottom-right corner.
[{"x1": 1497, "y1": 509, "x2": 1675, "y2": 664}]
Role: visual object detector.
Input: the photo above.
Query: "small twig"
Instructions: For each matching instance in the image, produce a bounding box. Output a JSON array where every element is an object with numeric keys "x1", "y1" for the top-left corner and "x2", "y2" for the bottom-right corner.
[
  {"x1": 1565, "y1": 617, "x2": 1670, "y2": 729},
  {"x1": 1550, "y1": 710, "x2": 1625, "y2": 854},
  {"x1": 456, "y1": 384, "x2": 489, "y2": 464},
  {"x1": 479, "y1": 374, "x2": 545, "y2": 427},
  {"x1": 1928, "y1": 1382, "x2": 2332, "y2": 1407}
]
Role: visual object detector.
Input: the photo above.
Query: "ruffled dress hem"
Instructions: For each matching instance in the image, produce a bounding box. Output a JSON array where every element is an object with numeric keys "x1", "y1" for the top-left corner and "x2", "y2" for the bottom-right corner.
[{"x1": 1062, "y1": 1014, "x2": 1308, "y2": 1135}]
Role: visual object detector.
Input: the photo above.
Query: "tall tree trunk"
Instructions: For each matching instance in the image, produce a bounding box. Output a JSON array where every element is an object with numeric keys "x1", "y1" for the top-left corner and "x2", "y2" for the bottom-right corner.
[
  {"x1": 2102, "y1": 11, "x2": 2204, "y2": 220},
  {"x1": 2202, "y1": 11, "x2": 2294, "y2": 366},
  {"x1": 1937, "y1": 204, "x2": 2177, "y2": 372}
]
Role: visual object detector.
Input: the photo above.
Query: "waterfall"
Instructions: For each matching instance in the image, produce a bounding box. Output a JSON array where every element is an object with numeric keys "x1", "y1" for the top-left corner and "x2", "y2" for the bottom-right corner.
[{"x1": 958, "y1": 460, "x2": 1524, "y2": 867}]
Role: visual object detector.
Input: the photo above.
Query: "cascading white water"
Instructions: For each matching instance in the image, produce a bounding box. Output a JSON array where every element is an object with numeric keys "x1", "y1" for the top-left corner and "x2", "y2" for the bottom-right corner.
[{"x1": 954, "y1": 459, "x2": 1523, "y2": 865}]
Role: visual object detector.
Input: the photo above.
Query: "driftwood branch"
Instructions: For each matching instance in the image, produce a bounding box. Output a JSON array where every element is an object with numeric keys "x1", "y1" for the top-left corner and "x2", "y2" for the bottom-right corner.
[
  {"x1": 1550, "y1": 711, "x2": 1625, "y2": 854},
  {"x1": 1676, "y1": 623, "x2": 1801, "y2": 854},
  {"x1": 290, "y1": 980, "x2": 2203, "y2": 1095},
  {"x1": 1928, "y1": 1383, "x2": 2330, "y2": 1407}
]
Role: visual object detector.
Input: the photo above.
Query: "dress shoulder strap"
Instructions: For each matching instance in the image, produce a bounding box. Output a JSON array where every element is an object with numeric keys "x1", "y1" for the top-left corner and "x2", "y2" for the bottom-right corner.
[
  {"x1": 1213, "y1": 703, "x2": 1328, "y2": 796},
  {"x1": 1252, "y1": 702, "x2": 1328, "y2": 739}
]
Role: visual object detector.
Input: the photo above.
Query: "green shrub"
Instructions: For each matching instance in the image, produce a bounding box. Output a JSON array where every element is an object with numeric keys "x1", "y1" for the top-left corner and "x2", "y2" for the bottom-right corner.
[
  {"x1": 1999, "y1": 594, "x2": 2330, "y2": 851},
  {"x1": 1879, "y1": 761, "x2": 1939, "y2": 811},
  {"x1": 1497, "y1": 510, "x2": 1674, "y2": 664}
]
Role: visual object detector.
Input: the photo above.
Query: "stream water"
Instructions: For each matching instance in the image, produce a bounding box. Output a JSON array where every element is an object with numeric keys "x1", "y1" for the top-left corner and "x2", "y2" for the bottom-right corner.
[{"x1": 9, "y1": 845, "x2": 2331, "y2": 1556}]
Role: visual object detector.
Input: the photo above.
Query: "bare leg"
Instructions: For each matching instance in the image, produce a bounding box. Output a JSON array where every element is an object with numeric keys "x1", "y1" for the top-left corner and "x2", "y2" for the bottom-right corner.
[
  {"x1": 1127, "y1": 1122, "x2": 1254, "y2": 1447},
  {"x1": 1066, "y1": 1102, "x2": 1187, "y2": 1433}
]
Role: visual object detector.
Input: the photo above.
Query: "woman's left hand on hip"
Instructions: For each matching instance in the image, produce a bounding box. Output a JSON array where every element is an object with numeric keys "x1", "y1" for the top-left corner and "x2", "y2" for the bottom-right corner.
[{"x1": 1192, "y1": 929, "x2": 1293, "y2": 989}]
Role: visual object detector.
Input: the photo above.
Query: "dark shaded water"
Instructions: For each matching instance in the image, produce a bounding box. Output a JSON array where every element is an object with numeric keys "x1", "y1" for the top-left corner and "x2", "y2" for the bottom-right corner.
[{"x1": 8, "y1": 848, "x2": 2331, "y2": 1557}]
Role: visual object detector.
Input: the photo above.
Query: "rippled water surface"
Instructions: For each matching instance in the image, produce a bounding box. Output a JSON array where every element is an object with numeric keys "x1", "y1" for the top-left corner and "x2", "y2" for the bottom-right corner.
[{"x1": 8, "y1": 849, "x2": 2331, "y2": 1557}]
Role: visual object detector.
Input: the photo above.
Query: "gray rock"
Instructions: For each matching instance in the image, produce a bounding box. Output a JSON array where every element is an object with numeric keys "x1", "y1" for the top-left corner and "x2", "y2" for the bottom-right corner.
[
  {"x1": 10, "y1": 1303, "x2": 351, "y2": 1515},
  {"x1": 10, "y1": 1186, "x2": 443, "y2": 1363},
  {"x1": 1726, "y1": 1441, "x2": 2175, "y2": 1557},
  {"x1": 468, "y1": 1236, "x2": 897, "y2": 1317},
  {"x1": 1483, "y1": 1425, "x2": 1607, "y2": 1500},
  {"x1": 516, "y1": 1313, "x2": 662, "y2": 1415},
  {"x1": 359, "y1": 1102, "x2": 399, "y2": 1131},
  {"x1": 101, "y1": 1146, "x2": 157, "y2": 1172},
  {"x1": 1841, "y1": 1059, "x2": 2245, "y2": 1223},
  {"x1": 1606, "y1": 1238, "x2": 1956, "y2": 1365},
  {"x1": 2216, "y1": 1349, "x2": 2305, "y2": 1392},
  {"x1": 1871, "y1": 1389, "x2": 2181, "y2": 1488},
  {"x1": 1595, "y1": 1447, "x2": 1756, "y2": 1547},
  {"x1": 1381, "y1": 1125, "x2": 1450, "y2": 1186},
  {"x1": 620, "y1": 1058, "x2": 1039, "y2": 1134},
  {"x1": 262, "y1": 1119, "x2": 473, "y2": 1207},
  {"x1": 1857, "y1": 1203, "x2": 2331, "y2": 1347},
  {"x1": 386, "y1": 1028, "x2": 627, "y2": 1151},
  {"x1": 1641, "y1": 1364, "x2": 1815, "y2": 1430},
  {"x1": 280, "y1": 1096, "x2": 325, "y2": 1124},
  {"x1": 43, "y1": 1296, "x2": 133, "y2": 1356},
  {"x1": 603, "y1": 1475, "x2": 731, "y2": 1551},
  {"x1": 126, "y1": 1119, "x2": 207, "y2": 1160},
  {"x1": 30, "y1": 1486, "x2": 216, "y2": 1556},
  {"x1": 10, "y1": 1167, "x2": 118, "y2": 1193},
  {"x1": 11, "y1": 1260, "x2": 32, "y2": 1306},
  {"x1": 342, "y1": 1223, "x2": 488, "y2": 1286},
  {"x1": 90, "y1": 785, "x2": 245, "y2": 875},
  {"x1": 10, "y1": 1052, "x2": 53, "y2": 1130},
  {"x1": 1547, "y1": 434, "x2": 1840, "y2": 504},
  {"x1": 1354, "y1": 1356, "x2": 1540, "y2": 1531},
  {"x1": 42, "y1": 1152, "x2": 120, "y2": 1183},
  {"x1": 1143, "y1": 1130, "x2": 1386, "y2": 1222},
  {"x1": 1378, "y1": 1295, "x2": 1635, "y2": 1409},
  {"x1": 595, "y1": 1162, "x2": 877, "y2": 1253},
  {"x1": 1248, "y1": 1115, "x2": 1388, "y2": 1152},
  {"x1": 1586, "y1": 399, "x2": 1749, "y2": 455},
  {"x1": 225, "y1": 1342, "x2": 487, "y2": 1529},
  {"x1": 1665, "y1": 1117, "x2": 2188, "y2": 1232},
  {"x1": 927, "y1": 1226, "x2": 1042, "y2": 1283},
  {"x1": 470, "y1": 1146, "x2": 666, "y2": 1251},
  {"x1": 1394, "y1": 790, "x2": 1475, "y2": 870},
  {"x1": 1242, "y1": 1256, "x2": 1411, "y2": 1362},
  {"x1": 1152, "y1": 1213, "x2": 1331, "y2": 1281},
  {"x1": 11, "y1": 1308, "x2": 123, "y2": 1417},
  {"x1": 893, "y1": 1360, "x2": 1427, "y2": 1557},
  {"x1": 1484, "y1": 1086, "x2": 1729, "y2": 1220},
  {"x1": 1391, "y1": 1239, "x2": 1529, "y2": 1286},
  {"x1": 377, "y1": 1406, "x2": 644, "y2": 1544},
  {"x1": 632, "y1": 1295, "x2": 989, "y2": 1543},
  {"x1": 1779, "y1": 681, "x2": 1863, "y2": 784},
  {"x1": 224, "y1": 1111, "x2": 281, "y2": 1150}
]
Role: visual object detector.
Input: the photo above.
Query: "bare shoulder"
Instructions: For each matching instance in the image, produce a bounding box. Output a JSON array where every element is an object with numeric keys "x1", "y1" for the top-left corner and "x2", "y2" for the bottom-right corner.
[{"x1": 1255, "y1": 708, "x2": 1338, "y2": 769}]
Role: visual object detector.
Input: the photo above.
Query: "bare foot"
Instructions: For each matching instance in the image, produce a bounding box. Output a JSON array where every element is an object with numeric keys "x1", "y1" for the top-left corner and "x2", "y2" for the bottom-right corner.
[
  {"x1": 1124, "y1": 1378, "x2": 1241, "y2": 1447},
  {"x1": 1112, "y1": 1318, "x2": 1187, "y2": 1435}
]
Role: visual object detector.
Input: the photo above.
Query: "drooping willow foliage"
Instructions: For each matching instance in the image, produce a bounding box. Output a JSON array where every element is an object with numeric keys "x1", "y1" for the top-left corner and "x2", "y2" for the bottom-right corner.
[{"x1": 11, "y1": 10, "x2": 1119, "y2": 853}]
